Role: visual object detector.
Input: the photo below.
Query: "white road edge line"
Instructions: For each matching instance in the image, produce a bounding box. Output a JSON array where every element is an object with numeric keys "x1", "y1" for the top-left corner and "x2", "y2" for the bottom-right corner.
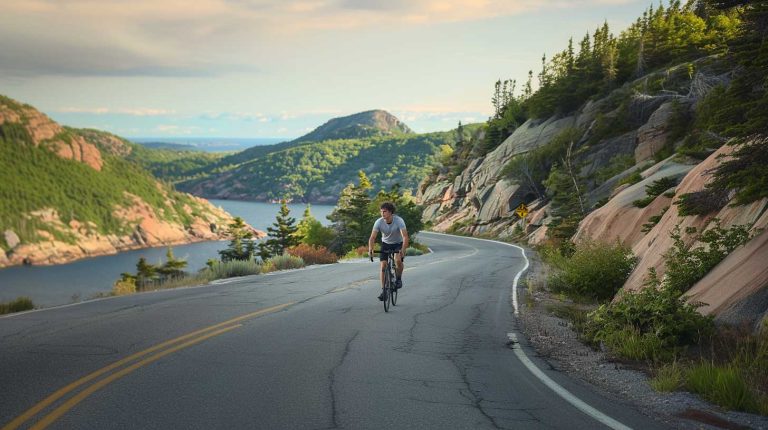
[{"x1": 421, "y1": 231, "x2": 633, "y2": 430}]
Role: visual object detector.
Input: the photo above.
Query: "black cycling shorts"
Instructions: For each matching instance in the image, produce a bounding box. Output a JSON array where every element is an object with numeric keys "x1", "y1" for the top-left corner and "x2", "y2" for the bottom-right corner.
[{"x1": 380, "y1": 242, "x2": 403, "y2": 262}]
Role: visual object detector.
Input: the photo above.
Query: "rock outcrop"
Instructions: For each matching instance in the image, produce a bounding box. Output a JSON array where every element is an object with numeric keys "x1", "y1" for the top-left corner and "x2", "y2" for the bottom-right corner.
[
  {"x1": 0, "y1": 95, "x2": 264, "y2": 268},
  {"x1": 417, "y1": 73, "x2": 766, "y2": 324}
]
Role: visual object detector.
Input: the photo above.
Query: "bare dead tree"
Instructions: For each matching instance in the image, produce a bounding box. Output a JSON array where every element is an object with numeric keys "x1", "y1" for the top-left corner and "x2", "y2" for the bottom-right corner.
[{"x1": 562, "y1": 140, "x2": 586, "y2": 215}]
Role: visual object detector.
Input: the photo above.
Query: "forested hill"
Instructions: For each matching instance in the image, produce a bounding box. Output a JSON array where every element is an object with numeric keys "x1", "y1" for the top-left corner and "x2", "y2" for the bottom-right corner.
[
  {"x1": 175, "y1": 126, "x2": 479, "y2": 204},
  {"x1": 295, "y1": 110, "x2": 413, "y2": 143},
  {"x1": 418, "y1": 1, "x2": 767, "y2": 333},
  {"x1": 0, "y1": 95, "x2": 245, "y2": 268},
  {"x1": 142, "y1": 110, "x2": 479, "y2": 204},
  {"x1": 191, "y1": 109, "x2": 413, "y2": 172}
]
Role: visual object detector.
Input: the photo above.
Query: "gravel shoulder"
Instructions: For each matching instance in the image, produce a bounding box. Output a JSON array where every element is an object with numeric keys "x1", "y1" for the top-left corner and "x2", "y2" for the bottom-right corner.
[{"x1": 517, "y1": 248, "x2": 768, "y2": 430}]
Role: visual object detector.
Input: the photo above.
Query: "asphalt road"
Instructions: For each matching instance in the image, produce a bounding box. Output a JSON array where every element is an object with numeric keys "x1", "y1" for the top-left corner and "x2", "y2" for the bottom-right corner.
[{"x1": 0, "y1": 232, "x2": 668, "y2": 429}]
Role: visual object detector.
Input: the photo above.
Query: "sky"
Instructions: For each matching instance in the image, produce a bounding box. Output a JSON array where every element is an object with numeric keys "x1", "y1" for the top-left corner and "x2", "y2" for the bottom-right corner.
[{"x1": 0, "y1": 0, "x2": 654, "y2": 140}]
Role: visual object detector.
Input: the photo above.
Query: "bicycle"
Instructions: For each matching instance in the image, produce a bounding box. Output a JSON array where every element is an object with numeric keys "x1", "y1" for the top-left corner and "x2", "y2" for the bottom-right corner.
[{"x1": 370, "y1": 249, "x2": 399, "y2": 312}]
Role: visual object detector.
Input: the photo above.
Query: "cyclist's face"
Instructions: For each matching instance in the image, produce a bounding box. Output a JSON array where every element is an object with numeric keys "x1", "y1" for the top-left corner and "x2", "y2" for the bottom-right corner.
[{"x1": 380, "y1": 208, "x2": 392, "y2": 220}]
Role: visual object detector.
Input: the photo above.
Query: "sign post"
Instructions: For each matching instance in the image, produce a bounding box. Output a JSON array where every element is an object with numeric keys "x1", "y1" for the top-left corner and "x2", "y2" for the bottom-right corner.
[{"x1": 515, "y1": 203, "x2": 529, "y2": 233}]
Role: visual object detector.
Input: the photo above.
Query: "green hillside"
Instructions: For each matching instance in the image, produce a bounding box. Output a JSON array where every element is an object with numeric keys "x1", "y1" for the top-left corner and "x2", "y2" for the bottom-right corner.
[
  {"x1": 175, "y1": 127, "x2": 479, "y2": 202},
  {"x1": 0, "y1": 97, "x2": 223, "y2": 249}
]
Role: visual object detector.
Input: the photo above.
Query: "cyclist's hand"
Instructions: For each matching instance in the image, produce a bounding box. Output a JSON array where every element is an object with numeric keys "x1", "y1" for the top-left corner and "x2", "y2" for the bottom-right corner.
[{"x1": 368, "y1": 248, "x2": 373, "y2": 262}]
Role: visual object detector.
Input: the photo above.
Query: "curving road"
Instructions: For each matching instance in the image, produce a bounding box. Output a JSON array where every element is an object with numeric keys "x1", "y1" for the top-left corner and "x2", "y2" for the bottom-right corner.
[{"x1": 0, "y1": 232, "x2": 667, "y2": 429}]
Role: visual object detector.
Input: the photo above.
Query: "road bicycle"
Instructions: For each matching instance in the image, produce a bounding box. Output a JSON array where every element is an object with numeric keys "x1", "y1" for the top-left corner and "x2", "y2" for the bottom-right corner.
[{"x1": 370, "y1": 249, "x2": 400, "y2": 312}]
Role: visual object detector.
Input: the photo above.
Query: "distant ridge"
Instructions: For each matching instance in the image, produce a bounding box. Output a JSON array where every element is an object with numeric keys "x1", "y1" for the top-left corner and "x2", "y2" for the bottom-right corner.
[
  {"x1": 292, "y1": 110, "x2": 413, "y2": 143},
  {"x1": 216, "y1": 109, "x2": 412, "y2": 167}
]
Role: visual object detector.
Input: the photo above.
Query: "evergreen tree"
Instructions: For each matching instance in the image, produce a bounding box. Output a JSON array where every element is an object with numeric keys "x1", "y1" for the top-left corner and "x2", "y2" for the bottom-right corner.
[
  {"x1": 158, "y1": 247, "x2": 187, "y2": 280},
  {"x1": 136, "y1": 257, "x2": 158, "y2": 289},
  {"x1": 218, "y1": 216, "x2": 255, "y2": 262},
  {"x1": 263, "y1": 199, "x2": 299, "y2": 257},
  {"x1": 328, "y1": 171, "x2": 373, "y2": 254}
]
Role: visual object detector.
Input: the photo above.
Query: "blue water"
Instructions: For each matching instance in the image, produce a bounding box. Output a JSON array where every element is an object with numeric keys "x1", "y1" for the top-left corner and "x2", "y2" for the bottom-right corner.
[
  {"x1": 130, "y1": 137, "x2": 288, "y2": 153},
  {"x1": 0, "y1": 201, "x2": 334, "y2": 307}
]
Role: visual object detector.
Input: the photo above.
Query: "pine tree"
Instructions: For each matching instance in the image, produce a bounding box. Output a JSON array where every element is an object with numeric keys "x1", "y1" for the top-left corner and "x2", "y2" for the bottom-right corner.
[
  {"x1": 328, "y1": 171, "x2": 373, "y2": 254},
  {"x1": 158, "y1": 246, "x2": 187, "y2": 280},
  {"x1": 136, "y1": 257, "x2": 158, "y2": 289},
  {"x1": 264, "y1": 199, "x2": 299, "y2": 257},
  {"x1": 219, "y1": 217, "x2": 255, "y2": 262}
]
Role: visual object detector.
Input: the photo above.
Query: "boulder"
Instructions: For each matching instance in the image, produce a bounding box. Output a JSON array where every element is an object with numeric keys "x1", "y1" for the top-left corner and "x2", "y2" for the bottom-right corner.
[
  {"x1": 635, "y1": 101, "x2": 681, "y2": 163},
  {"x1": 4, "y1": 230, "x2": 20, "y2": 249}
]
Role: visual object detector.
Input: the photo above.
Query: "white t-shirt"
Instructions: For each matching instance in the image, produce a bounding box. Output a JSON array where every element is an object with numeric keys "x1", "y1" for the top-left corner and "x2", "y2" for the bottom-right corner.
[{"x1": 373, "y1": 215, "x2": 406, "y2": 244}]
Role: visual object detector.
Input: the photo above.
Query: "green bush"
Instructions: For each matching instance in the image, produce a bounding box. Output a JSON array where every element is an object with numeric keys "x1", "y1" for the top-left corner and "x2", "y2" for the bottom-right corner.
[
  {"x1": 0, "y1": 297, "x2": 34, "y2": 314},
  {"x1": 664, "y1": 221, "x2": 752, "y2": 293},
  {"x1": 583, "y1": 283, "x2": 714, "y2": 361},
  {"x1": 548, "y1": 240, "x2": 637, "y2": 301},
  {"x1": 632, "y1": 177, "x2": 678, "y2": 208},
  {"x1": 405, "y1": 247, "x2": 423, "y2": 256},
  {"x1": 676, "y1": 188, "x2": 729, "y2": 216},
  {"x1": 263, "y1": 254, "x2": 305, "y2": 272},
  {"x1": 205, "y1": 259, "x2": 262, "y2": 279},
  {"x1": 618, "y1": 171, "x2": 643, "y2": 187}
]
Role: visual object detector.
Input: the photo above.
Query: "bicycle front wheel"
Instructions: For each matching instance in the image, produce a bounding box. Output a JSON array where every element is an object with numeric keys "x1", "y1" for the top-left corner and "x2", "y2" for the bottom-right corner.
[{"x1": 383, "y1": 272, "x2": 391, "y2": 312}]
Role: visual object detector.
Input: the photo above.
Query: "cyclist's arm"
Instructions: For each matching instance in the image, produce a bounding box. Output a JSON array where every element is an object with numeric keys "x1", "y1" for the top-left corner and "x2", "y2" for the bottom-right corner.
[
  {"x1": 400, "y1": 228, "x2": 409, "y2": 255},
  {"x1": 368, "y1": 229, "x2": 378, "y2": 256}
]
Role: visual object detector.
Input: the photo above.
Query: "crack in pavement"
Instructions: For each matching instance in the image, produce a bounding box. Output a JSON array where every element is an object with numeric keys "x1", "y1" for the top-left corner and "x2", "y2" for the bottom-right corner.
[
  {"x1": 399, "y1": 275, "x2": 475, "y2": 355},
  {"x1": 328, "y1": 330, "x2": 359, "y2": 429}
]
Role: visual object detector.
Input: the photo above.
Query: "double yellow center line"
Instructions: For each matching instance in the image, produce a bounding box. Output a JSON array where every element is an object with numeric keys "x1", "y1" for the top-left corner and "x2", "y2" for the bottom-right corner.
[{"x1": 3, "y1": 302, "x2": 294, "y2": 430}]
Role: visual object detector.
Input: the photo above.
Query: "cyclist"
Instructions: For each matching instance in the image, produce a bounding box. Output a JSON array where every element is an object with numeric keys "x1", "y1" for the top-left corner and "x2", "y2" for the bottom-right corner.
[{"x1": 368, "y1": 202, "x2": 409, "y2": 301}]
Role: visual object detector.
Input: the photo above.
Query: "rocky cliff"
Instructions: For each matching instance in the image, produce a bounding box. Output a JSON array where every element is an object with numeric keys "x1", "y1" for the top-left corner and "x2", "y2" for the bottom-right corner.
[
  {"x1": 417, "y1": 62, "x2": 767, "y2": 325},
  {"x1": 0, "y1": 95, "x2": 263, "y2": 268}
]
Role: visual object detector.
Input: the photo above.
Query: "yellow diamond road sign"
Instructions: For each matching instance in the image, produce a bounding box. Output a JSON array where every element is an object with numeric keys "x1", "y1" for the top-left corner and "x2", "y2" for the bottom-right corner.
[{"x1": 515, "y1": 203, "x2": 529, "y2": 219}]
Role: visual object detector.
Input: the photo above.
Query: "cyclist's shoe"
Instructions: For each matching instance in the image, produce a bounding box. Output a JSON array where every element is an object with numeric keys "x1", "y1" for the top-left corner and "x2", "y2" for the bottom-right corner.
[
  {"x1": 378, "y1": 290, "x2": 386, "y2": 301},
  {"x1": 395, "y1": 279, "x2": 402, "y2": 290}
]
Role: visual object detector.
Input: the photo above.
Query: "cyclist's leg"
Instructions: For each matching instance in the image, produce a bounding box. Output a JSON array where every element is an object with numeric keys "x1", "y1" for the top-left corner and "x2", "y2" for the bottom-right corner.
[
  {"x1": 379, "y1": 260, "x2": 387, "y2": 288},
  {"x1": 394, "y1": 244, "x2": 404, "y2": 277}
]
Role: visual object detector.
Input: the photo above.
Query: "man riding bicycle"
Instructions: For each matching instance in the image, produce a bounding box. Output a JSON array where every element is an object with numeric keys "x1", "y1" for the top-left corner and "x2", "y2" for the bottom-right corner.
[{"x1": 368, "y1": 202, "x2": 409, "y2": 301}]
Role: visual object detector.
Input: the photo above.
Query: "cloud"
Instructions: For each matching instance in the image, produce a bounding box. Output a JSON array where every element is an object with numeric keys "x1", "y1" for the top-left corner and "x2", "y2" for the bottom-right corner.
[
  {"x1": 57, "y1": 107, "x2": 176, "y2": 116},
  {"x1": 0, "y1": 0, "x2": 638, "y2": 77}
]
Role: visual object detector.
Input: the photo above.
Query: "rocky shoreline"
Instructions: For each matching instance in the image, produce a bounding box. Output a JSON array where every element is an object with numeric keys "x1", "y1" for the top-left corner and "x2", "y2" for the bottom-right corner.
[{"x1": 517, "y1": 249, "x2": 768, "y2": 430}]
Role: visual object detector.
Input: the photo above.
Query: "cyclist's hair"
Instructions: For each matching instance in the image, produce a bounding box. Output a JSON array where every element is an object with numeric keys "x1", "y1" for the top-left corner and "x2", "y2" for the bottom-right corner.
[{"x1": 380, "y1": 202, "x2": 396, "y2": 213}]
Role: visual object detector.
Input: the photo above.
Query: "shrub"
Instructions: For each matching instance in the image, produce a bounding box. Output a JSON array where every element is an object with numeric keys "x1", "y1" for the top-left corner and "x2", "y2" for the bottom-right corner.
[
  {"x1": 632, "y1": 177, "x2": 678, "y2": 208},
  {"x1": 618, "y1": 171, "x2": 643, "y2": 187},
  {"x1": 405, "y1": 247, "x2": 423, "y2": 256},
  {"x1": 205, "y1": 259, "x2": 262, "y2": 279},
  {"x1": 342, "y1": 246, "x2": 369, "y2": 260},
  {"x1": 548, "y1": 240, "x2": 637, "y2": 301},
  {"x1": 663, "y1": 221, "x2": 752, "y2": 293},
  {"x1": 641, "y1": 207, "x2": 668, "y2": 233},
  {"x1": 287, "y1": 244, "x2": 338, "y2": 265},
  {"x1": 112, "y1": 279, "x2": 137, "y2": 296},
  {"x1": 410, "y1": 241, "x2": 430, "y2": 253},
  {"x1": 0, "y1": 297, "x2": 34, "y2": 314},
  {"x1": 263, "y1": 254, "x2": 305, "y2": 272},
  {"x1": 676, "y1": 189, "x2": 729, "y2": 216},
  {"x1": 583, "y1": 283, "x2": 714, "y2": 361}
]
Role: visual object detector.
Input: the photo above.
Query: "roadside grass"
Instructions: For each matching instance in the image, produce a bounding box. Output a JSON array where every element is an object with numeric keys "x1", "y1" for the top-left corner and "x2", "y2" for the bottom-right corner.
[
  {"x1": 534, "y1": 224, "x2": 768, "y2": 416},
  {"x1": 0, "y1": 297, "x2": 34, "y2": 314},
  {"x1": 651, "y1": 362, "x2": 683, "y2": 392},
  {"x1": 685, "y1": 362, "x2": 761, "y2": 413},
  {"x1": 261, "y1": 254, "x2": 305, "y2": 273}
]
